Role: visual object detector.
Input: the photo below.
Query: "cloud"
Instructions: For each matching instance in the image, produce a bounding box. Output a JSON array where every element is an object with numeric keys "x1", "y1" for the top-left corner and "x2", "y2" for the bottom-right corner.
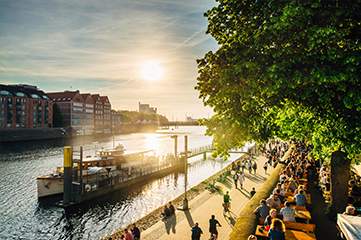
[{"x1": 0, "y1": 0, "x2": 217, "y2": 119}]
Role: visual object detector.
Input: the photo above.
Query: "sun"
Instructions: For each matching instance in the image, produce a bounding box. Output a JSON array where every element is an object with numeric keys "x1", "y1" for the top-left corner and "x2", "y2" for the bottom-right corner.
[{"x1": 140, "y1": 60, "x2": 164, "y2": 81}]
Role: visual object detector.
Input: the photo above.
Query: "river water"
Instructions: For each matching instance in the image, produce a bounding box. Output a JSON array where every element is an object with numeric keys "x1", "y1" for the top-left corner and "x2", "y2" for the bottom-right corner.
[{"x1": 0, "y1": 126, "x2": 244, "y2": 240}]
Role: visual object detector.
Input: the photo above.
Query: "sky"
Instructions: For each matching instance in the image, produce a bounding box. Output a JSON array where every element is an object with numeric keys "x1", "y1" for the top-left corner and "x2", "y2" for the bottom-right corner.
[{"x1": 0, "y1": 0, "x2": 218, "y2": 120}]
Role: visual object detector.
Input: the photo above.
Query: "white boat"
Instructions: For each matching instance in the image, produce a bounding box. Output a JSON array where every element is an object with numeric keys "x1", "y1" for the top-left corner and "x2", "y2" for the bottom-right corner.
[{"x1": 36, "y1": 145, "x2": 169, "y2": 198}]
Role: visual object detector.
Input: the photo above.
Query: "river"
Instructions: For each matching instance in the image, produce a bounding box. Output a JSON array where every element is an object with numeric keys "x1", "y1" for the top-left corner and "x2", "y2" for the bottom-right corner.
[{"x1": 0, "y1": 126, "x2": 245, "y2": 240}]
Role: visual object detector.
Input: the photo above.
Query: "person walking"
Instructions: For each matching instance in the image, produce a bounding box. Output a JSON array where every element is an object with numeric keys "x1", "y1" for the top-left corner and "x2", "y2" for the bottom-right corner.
[
  {"x1": 233, "y1": 172, "x2": 239, "y2": 189},
  {"x1": 250, "y1": 187, "x2": 256, "y2": 197},
  {"x1": 252, "y1": 161, "x2": 257, "y2": 174},
  {"x1": 223, "y1": 191, "x2": 231, "y2": 213},
  {"x1": 209, "y1": 215, "x2": 221, "y2": 239},
  {"x1": 131, "y1": 224, "x2": 140, "y2": 240},
  {"x1": 263, "y1": 162, "x2": 268, "y2": 174},
  {"x1": 241, "y1": 160, "x2": 246, "y2": 173},
  {"x1": 168, "y1": 201, "x2": 175, "y2": 216},
  {"x1": 161, "y1": 205, "x2": 171, "y2": 220},
  {"x1": 247, "y1": 160, "x2": 252, "y2": 174},
  {"x1": 239, "y1": 171, "x2": 246, "y2": 189},
  {"x1": 191, "y1": 222, "x2": 203, "y2": 240}
]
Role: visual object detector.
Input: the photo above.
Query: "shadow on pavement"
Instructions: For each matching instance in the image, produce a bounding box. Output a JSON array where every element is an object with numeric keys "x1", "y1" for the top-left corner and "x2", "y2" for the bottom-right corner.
[
  {"x1": 184, "y1": 210, "x2": 194, "y2": 227},
  {"x1": 163, "y1": 214, "x2": 177, "y2": 234},
  {"x1": 237, "y1": 188, "x2": 251, "y2": 199}
]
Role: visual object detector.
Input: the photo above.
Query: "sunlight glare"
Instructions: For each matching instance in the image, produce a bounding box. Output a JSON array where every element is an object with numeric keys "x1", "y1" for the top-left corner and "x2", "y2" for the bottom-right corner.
[{"x1": 140, "y1": 60, "x2": 164, "y2": 81}]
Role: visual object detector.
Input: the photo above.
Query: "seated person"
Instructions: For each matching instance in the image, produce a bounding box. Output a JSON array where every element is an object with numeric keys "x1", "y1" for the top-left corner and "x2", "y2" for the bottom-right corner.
[
  {"x1": 273, "y1": 184, "x2": 285, "y2": 198},
  {"x1": 350, "y1": 181, "x2": 361, "y2": 196},
  {"x1": 279, "y1": 171, "x2": 288, "y2": 182},
  {"x1": 268, "y1": 218, "x2": 286, "y2": 240},
  {"x1": 254, "y1": 199, "x2": 270, "y2": 224},
  {"x1": 264, "y1": 208, "x2": 278, "y2": 227},
  {"x1": 343, "y1": 205, "x2": 356, "y2": 216},
  {"x1": 266, "y1": 194, "x2": 282, "y2": 210},
  {"x1": 287, "y1": 177, "x2": 298, "y2": 193},
  {"x1": 274, "y1": 189, "x2": 285, "y2": 203},
  {"x1": 280, "y1": 201, "x2": 296, "y2": 222},
  {"x1": 247, "y1": 235, "x2": 257, "y2": 240},
  {"x1": 294, "y1": 190, "x2": 307, "y2": 207}
]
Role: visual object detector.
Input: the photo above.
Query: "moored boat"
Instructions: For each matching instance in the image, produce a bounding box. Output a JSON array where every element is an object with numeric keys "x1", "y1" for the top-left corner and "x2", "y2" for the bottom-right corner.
[{"x1": 37, "y1": 145, "x2": 176, "y2": 199}]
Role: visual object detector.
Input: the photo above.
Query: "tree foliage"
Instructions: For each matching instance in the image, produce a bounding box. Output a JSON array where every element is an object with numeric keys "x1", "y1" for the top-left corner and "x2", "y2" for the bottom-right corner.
[{"x1": 196, "y1": 0, "x2": 361, "y2": 160}]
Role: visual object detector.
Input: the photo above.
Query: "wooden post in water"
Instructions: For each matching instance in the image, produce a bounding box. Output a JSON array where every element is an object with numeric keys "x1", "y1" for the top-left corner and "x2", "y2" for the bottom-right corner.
[
  {"x1": 171, "y1": 135, "x2": 178, "y2": 162},
  {"x1": 63, "y1": 146, "x2": 73, "y2": 205},
  {"x1": 79, "y1": 146, "x2": 83, "y2": 194}
]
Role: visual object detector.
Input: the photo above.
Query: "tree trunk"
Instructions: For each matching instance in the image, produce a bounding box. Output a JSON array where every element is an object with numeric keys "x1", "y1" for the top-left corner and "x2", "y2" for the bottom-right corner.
[{"x1": 329, "y1": 150, "x2": 350, "y2": 219}]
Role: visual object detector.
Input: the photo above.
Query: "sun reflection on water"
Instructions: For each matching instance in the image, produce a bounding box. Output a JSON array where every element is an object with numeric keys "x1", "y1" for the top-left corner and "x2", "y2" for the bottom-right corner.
[{"x1": 144, "y1": 134, "x2": 161, "y2": 155}]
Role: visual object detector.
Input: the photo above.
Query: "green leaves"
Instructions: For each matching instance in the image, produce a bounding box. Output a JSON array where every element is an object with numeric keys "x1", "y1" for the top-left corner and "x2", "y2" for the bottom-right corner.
[{"x1": 197, "y1": 0, "x2": 361, "y2": 161}]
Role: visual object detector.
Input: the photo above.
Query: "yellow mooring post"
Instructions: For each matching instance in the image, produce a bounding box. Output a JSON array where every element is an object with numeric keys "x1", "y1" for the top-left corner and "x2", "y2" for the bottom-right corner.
[{"x1": 63, "y1": 146, "x2": 73, "y2": 205}]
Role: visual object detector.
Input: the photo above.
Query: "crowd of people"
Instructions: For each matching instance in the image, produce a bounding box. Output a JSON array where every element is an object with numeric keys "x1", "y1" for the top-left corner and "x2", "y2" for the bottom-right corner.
[
  {"x1": 250, "y1": 141, "x2": 317, "y2": 240},
  {"x1": 318, "y1": 161, "x2": 361, "y2": 213}
]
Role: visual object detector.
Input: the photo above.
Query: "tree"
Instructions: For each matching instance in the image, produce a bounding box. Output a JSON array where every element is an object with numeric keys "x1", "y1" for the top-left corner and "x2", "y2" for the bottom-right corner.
[{"x1": 196, "y1": 0, "x2": 361, "y2": 216}]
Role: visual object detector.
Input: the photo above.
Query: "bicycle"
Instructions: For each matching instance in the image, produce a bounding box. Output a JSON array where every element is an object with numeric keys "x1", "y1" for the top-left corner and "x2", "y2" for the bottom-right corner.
[{"x1": 223, "y1": 202, "x2": 230, "y2": 213}]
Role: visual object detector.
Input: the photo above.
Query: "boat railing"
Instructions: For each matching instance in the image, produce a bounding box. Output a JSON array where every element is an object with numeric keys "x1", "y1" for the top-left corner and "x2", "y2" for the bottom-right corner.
[{"x1": 80, "y1": 161, "x2": 176, "y2": 195}]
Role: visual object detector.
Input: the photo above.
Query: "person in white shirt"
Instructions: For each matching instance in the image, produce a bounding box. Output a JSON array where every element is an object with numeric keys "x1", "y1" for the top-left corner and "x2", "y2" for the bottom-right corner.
[
  {"x1": 266, "y1": 194, "x2": 281, "y2": 210},
  {"x1": 239, "y1": 172, "x2": 246, "y2": 189},
  {"x1": 280, "y1": 201, "x2": 296, "y2": 222}
]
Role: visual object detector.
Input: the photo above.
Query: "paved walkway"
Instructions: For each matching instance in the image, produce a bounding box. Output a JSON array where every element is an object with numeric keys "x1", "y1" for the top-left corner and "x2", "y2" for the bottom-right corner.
[{"x1": 142, "y1": 155, "x2": 274, "y2": 240}]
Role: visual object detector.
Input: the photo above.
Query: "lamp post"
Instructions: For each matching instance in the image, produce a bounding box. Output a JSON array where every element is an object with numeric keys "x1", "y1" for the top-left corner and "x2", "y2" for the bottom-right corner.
[{"x1": 182, "y1": 135, "x2": 189, "y2": 210}]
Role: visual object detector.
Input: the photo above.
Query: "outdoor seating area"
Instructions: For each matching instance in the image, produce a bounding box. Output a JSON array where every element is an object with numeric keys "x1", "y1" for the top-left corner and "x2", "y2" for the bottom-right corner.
[
  {"x1": 253, "y1": 142, "x2": 317, "y2": 240},
  {"x1": 316, "y1": 157, "x2": 361, "y2": 239}
]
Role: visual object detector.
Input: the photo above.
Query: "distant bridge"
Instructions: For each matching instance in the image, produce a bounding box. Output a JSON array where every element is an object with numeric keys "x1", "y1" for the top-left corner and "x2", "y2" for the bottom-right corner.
[
  {"x1": 160, "y1": 121, "x2": 200, "y2": 127},
  {"x1": 180, "y1": 144, "x2": 252, "y2": 159}
]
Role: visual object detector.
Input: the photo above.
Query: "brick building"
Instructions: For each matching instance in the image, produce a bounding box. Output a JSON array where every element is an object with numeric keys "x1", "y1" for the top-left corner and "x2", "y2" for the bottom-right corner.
[
  {"x1": 47, "y1": 91, "x2": 86, "y2": 134},
  {"x1": 91, "y1": 94, "x2": 103, "y2": 134},
  {"x1": 80, "y1": 93, "x2": 95, "y2": 135},
  {"x1": 100, "y1": 96, "x2": 111, "y2": 134},
  {"x1": 48, "y1": 91, "x2": 112, "y2": 135},
  {"x1": 111, "y1": 110, "x2": 122, "y2": 133},
  {"x1": 0, "y1": 84, "x2": 53, "y2": 128}
]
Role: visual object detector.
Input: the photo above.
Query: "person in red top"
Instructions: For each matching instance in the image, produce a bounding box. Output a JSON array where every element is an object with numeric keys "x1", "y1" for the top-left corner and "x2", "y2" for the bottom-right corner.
[{"x1": 124, "y1": 228, "x2": 133, "y2": 240}]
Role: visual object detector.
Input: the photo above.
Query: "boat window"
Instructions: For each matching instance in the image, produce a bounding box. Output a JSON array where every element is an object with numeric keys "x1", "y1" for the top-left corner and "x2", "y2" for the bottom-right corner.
[
  {"x1": 0, "y1": 90, "x2": 12, "y2": 96},
  {"x1": 16, "y1": 92, "x2": 25, "y2": 97}
]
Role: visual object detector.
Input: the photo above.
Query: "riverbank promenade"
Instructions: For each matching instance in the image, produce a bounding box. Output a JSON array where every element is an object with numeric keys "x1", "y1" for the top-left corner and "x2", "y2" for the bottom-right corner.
[{"x1": 142, "y1": 154, "x2": 274, "y2": 240}]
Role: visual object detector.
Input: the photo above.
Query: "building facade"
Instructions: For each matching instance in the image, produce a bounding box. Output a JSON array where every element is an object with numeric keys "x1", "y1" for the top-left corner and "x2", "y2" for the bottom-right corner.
[
  {"x1": 80, "y1": 93, "x2": 95, "y2": 135},
  {"x1": 48, "y1": 91, "x2": 113, "y2": 135},
  {"x1": 138, "y1": 102, "x2": 157, "y2": 114},
  {"x1": 91, "y1": 94, "x2": 103, "y2": 134},
  {"x1": 111, "y1": 110, "x2": 122, "y2": 133},
  {"x1": 0, "y1": 84, "x2": 53, "y2": 129},
  {"x1": 48, "y1": 91, "x2": 86, "y2": 134}
]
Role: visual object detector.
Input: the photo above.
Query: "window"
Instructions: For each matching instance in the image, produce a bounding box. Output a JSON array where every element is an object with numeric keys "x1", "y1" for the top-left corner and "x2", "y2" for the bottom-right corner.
[
  {"x1": 16, "y1": 92, "x2": 25, "y2": 97},
  {"x1": 31, "y1": 94, "x2": 40, "y2": 99}
]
